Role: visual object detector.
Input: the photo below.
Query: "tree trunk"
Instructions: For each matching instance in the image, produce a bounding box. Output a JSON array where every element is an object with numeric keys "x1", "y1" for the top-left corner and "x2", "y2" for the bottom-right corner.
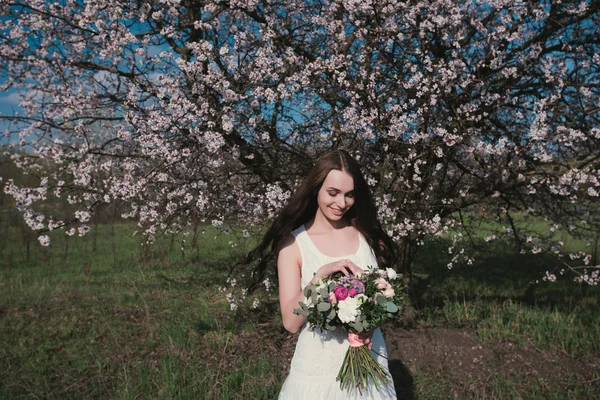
[
  {"x1": 63, "y1": 235, "x2": 69, "y2": 263},
  {"x1": 25, "y1": 237, "x2": 30, "y2": 263},
  {"x1": 396, "y1": 238, "x2": 419, "y2": 327},
  {"x1": 169, "y1": 234, "x2": 175, "y2": 261},
  {"x1": 397, "y1": 238, "x2": 419, "y2": 289},
  {"x1": 92, "y1": 221, "x2": 98, "y2": 254},
  {"x1": 110, "y1": 220, "x2": 116, "y2": 266},
  {"x1": 191, "y1": 223, "x2": 198, "y2": 251},
  {"x1": 592, "y1": 230, "x2": 599, "y2": 266}
]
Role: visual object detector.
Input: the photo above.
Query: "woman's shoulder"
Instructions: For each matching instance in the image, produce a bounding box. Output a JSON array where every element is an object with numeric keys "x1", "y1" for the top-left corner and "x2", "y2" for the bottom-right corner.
[
  {"x1": 279, "y1": 232, "x2": 298, "y2": 250},
  {"x1": 277, "y1": 232, "x2": 302, "y2": 268}
]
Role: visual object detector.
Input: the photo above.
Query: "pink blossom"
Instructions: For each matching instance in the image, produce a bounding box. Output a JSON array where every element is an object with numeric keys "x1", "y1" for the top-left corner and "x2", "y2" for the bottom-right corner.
[
  {"x1": 374, "y1": 277, "x2": 391, "y2": 290},
  {"x1": 327, "y1": 292, "x2": 337, "y2": 304},
  {"x1": 333, "y1": 286, "x2": 348, "y2": 301},
  {"x1": 374, "y1": 277, "x2": 395, "y2": 298},
  {"x1": 348, "y1": 288, "x2": 358, "y2": 297}
]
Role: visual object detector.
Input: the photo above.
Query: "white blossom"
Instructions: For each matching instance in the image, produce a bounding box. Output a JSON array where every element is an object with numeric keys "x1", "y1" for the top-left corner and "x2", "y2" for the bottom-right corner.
[
  {"x1": 37, "y1": 235, "x2": 50, "y2": 246},
  {"x1": 337, "y1": 294, "x2": 366, "y2": 323}
]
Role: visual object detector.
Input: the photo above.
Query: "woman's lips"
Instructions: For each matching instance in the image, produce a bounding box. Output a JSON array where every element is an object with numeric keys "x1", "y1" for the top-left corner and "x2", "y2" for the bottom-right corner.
[{"x1": 329, "y1": 206, "x2": 344, "y2": 216}]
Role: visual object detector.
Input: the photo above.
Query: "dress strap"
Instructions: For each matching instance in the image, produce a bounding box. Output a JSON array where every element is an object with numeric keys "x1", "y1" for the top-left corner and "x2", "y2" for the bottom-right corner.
[
  {"x1": 291, "y1": 224, "x2": 309, "y2": 254},
  {"x1": 291, "y1": 225, "x2": 324, "y2": 287}
]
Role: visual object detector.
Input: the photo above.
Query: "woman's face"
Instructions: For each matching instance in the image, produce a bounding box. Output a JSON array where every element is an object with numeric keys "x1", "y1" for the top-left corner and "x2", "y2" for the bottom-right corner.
[{"x1": 317, "y1": 169, "x2": 355, "y2": 221}]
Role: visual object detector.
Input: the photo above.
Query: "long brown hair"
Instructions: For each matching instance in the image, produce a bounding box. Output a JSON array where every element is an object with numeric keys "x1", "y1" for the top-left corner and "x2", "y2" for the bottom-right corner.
[{"x1": 246, "y1": 150, "x2": 396, "y2": 284}]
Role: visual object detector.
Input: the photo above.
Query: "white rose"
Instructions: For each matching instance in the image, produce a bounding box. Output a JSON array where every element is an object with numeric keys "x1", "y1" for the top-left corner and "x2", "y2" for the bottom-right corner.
[
  {"x1": 337, "y1": 294, "x2": 366, "y2": 323},
  {"x1": 386, "y1": 268, "x2": 398, "y2": 280}
]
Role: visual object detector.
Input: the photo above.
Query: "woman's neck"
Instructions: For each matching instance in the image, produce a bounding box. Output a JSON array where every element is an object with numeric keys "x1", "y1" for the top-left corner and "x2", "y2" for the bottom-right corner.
[{"x1": 308, "y1": 209, "x2": 351, "y2": 232}]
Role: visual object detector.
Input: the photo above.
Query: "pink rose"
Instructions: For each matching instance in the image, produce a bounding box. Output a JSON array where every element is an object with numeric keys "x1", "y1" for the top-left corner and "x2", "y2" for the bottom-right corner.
[
  {"x1": 374, "y1": 277, "x2": 394, "y2": 298},
  {"x1": 327, "y1": 292, "x2": 337, "y2": 304},
  {"x1": 374, "y1": 277, "x2": 391, "y2": 290},
  {"x1": 333, "y1": 286, "x2": 348, "y2": 301},
  {"x1": 348, "y1": 288, "x2": 358, "y2": 297}
]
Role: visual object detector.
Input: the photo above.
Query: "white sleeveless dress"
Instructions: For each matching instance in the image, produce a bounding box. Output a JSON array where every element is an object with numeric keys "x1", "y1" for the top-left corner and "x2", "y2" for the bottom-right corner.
[{"x1": 278, "y1": 225, "x2": 397, "y2": 400}]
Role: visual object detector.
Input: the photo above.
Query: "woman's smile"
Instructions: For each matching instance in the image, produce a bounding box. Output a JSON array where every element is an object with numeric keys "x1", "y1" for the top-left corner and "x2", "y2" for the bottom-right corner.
[{"x1": 329, "y1": 206, "x2": 345, "y2": 216}]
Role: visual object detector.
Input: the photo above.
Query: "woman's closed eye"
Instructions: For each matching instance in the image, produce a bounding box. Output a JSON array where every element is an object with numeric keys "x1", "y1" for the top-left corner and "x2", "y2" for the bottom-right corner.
[{"x1": 328, "y1": 191, "x2": 354, "y2": 198}]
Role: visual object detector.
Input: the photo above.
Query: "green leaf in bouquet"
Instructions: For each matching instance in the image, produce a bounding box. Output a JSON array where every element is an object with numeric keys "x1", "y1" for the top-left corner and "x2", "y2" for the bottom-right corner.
[
  {"x1": 351, "y1": 320, "x2": 364, "y2": 333},
  {"x1": 317, "y1": 302, "x2": 331, "y2": 312},
  {"x1": 311, "y1": 291, "x2": 318, "y2": 304},
  {"x1": 325, "y1": 324, "x2": 337, "y2": 331},
  {"x1": 376, "y1": 296, "x2": 388, "y2": 306},
  {"x1": 385, "y1": 302, "x2": 398, "y2": 313},
  {"x1": 304, "y1": 287, "x2": 312, "y2": 298},
  {"x1": 327, "y1": 308, "x2": 337, "y2": 320},
  {"x1": 328, "y1": 282, "x2": 337, "y2": 292},
  {"x1": 319, "y1": 286, "x2": 330, "y2": 298}
]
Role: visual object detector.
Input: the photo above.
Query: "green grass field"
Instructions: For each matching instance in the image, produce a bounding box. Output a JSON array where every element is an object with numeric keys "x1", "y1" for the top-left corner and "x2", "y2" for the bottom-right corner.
[
  {"x1": 0, "y1": 221, "x2": 599, "y2": 399},
  {"x1": 0, "y1": 223, "x2": 281, "y2": 399}
]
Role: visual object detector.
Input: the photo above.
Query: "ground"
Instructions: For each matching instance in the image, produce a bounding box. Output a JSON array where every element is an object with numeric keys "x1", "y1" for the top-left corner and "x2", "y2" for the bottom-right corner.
[{"x1": 269, "y1": 323, "x2": 599, "y2": 399}]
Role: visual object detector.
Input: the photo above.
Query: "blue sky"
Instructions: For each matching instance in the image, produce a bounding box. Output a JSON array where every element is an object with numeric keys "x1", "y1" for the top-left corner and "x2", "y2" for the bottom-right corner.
[{"x1": 0, "y1": 87, "x2": 23, "y2": 141}]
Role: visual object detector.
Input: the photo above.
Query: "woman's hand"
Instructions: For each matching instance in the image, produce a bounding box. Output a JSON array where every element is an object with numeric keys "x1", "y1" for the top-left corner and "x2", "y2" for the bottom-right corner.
[{"x1": 312, "y1": 259, "x2": 363, "y2": 283}]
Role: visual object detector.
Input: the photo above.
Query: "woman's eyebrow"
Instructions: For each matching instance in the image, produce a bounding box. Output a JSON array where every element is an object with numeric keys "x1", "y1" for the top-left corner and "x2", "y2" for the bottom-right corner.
[{"x1": 326, "y1": 187, "x2": 354, "y2": 194}]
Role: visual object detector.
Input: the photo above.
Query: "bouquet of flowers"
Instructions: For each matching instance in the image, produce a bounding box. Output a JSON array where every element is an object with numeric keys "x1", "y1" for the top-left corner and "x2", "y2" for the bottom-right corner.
[{"x1": 294, "y1": 267, "x2": 408, "y2": 393}]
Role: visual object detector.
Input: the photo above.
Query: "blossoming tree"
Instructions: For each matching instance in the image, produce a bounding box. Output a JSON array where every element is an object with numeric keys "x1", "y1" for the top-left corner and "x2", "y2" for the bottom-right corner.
[{"x1": 1, "y1": 0, "x2": 599, "y2": 286}]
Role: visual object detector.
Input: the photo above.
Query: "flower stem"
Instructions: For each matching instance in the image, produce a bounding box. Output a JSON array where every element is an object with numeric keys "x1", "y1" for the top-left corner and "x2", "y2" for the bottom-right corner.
[{"x1": 337, "y1": 345, "x2": 392, "y2": 393}]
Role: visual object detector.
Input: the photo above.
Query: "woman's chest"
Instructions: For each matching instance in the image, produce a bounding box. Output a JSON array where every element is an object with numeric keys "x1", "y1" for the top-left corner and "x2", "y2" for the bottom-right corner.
[{"x1": 307, "y1": 231, "x2": 360, "y2": 258}]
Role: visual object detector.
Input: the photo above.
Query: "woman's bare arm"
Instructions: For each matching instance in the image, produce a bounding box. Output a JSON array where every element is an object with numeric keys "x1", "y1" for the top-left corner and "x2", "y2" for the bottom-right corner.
[{"x1": 277, "y1": 234, "x2": 307, "y2": 334}]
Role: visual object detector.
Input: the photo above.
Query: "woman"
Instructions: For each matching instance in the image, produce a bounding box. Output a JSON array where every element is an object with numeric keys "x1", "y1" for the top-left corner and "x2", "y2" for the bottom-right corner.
[{"x1": 249, "y1": 150, "x2": 397, "y2": 399}]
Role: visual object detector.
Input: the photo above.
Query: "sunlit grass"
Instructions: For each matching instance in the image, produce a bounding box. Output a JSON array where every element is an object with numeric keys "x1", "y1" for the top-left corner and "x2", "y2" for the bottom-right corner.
[{"x1": 0, "y1": 222, "x2": 280, "y2": 399}]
